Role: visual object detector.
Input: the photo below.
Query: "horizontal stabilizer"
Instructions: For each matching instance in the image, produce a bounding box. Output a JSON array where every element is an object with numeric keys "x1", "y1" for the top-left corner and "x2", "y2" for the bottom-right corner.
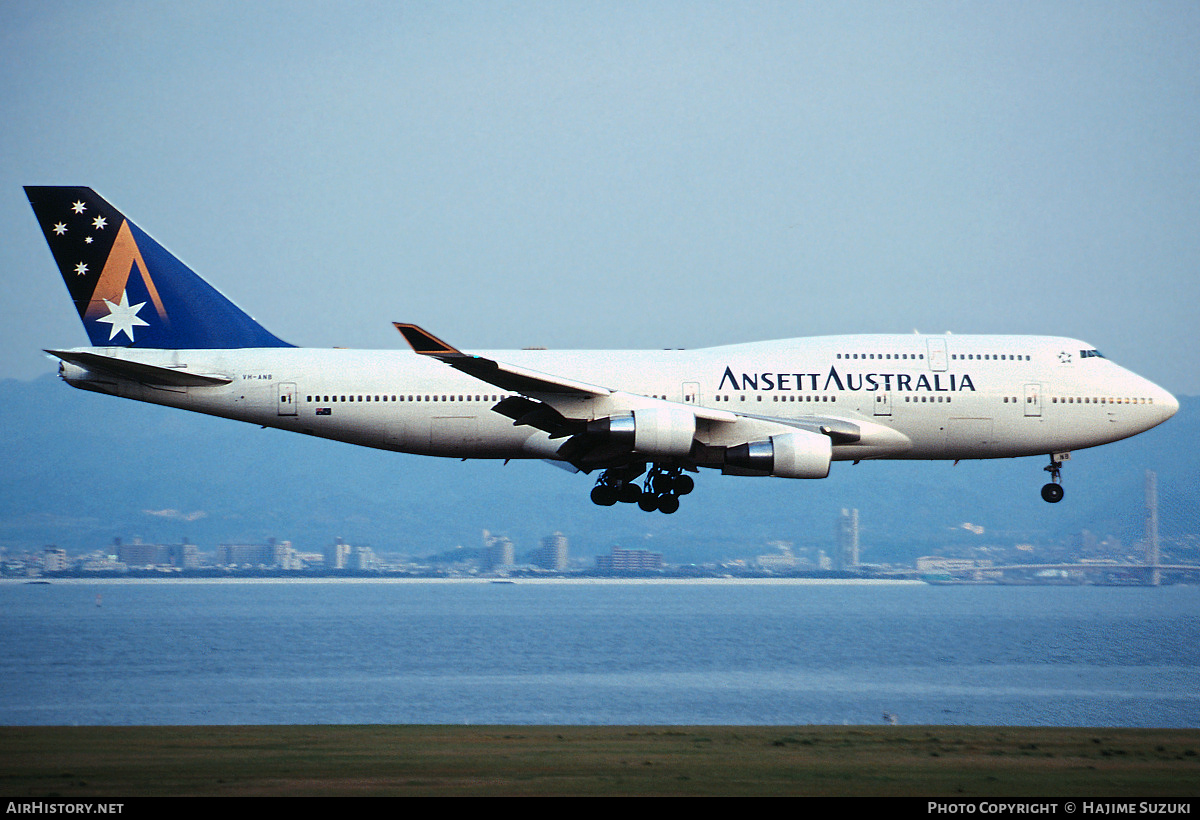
[{"x1": 46, "y1": 350, "x2": 232, "y2": 386}]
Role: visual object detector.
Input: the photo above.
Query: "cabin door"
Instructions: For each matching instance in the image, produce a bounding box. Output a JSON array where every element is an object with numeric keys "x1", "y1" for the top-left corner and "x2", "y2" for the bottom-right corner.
[
  {"x1": 927, "y1": 338, "x2": 948, "y2": 371},
  {"x1": 1024, "y1": 383, "x2": 1042, "y2": 417},
  {"x1": 277, "y1": 382, "x2": 297, "y2": 416},
  {"x1": 873, "y1": 391, "x2": 892, "y2": 416}
]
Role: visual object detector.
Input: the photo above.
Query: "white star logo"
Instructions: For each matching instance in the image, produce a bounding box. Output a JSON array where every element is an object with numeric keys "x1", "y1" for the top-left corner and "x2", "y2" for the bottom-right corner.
[
  {"x1": 71, "y1": 201, "x2": 86, "y2": 214},
  {"x1": 95, "y1": 290, "x2": 149, "y2": 342},
  {"x1": 92, "y1": 215, "x2": 107, "y2": 230},
  {"x1": 74, "y1": 262, "x2": 88, "y2": 276},
  {"x1": 53, "y1": 223, "x2": 67, "y2": 235},
  {"x1": 85, "y1": 236, "x2": 93, "y2": 244}
]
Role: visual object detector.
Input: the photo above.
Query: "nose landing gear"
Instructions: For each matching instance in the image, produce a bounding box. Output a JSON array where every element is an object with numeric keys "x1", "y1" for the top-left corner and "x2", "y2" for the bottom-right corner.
[{"x1": 1041, "y1": 453, "x2": 1068, "y2": 503}]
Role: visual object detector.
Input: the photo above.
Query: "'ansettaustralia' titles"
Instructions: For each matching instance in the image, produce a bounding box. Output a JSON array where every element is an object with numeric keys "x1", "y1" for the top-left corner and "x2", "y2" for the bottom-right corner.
[{"x1": 717, "y1": 365, "x2": 977, "y2": 393}]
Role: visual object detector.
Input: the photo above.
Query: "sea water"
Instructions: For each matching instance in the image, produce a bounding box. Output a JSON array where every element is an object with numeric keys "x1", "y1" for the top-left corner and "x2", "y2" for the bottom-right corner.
[{"x1": 1, "y1": 579, "x2": 1197, "y2": 726}]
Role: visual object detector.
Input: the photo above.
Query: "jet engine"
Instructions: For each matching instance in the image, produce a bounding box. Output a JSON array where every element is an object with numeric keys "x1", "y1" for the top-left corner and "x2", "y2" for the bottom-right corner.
[
  {"x1": 723, "y1": 429, "x2": 832, "y2": 478},
  {"x1": 587, "y1": 407, "x2": 696, "y2": 458}
]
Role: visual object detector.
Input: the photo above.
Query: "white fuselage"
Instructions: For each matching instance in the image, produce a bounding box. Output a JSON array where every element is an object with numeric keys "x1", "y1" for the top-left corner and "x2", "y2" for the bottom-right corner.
[{"x1": 58, "y1": 333, "x2": 1178, "y2": 467}]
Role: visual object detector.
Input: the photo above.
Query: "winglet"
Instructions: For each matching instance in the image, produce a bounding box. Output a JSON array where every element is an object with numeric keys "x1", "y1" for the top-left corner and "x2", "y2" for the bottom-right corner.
[{"x1": 393, "y1": 323, "x2": 463, "y2": 356}]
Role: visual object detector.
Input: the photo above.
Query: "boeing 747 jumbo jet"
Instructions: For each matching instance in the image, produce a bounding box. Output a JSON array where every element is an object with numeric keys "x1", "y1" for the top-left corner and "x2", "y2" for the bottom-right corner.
[{"x1": 27, "y1": 186, "x2": 1178, "y2": 514}]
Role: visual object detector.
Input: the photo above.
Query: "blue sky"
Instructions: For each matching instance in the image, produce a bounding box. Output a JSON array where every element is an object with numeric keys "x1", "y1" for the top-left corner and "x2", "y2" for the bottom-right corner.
[{"x1": 3, "y1": 1, "x2": 1198, "y2": 392}]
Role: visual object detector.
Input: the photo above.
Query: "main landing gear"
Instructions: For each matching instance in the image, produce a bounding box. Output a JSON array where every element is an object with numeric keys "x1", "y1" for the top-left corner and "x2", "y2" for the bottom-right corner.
[
  {"x1": 1040, "y1": 453, "x2": 1068, "y2": 503},
  {"x1": 590, "y1": 465, "x2": 695, "y2": 513}
]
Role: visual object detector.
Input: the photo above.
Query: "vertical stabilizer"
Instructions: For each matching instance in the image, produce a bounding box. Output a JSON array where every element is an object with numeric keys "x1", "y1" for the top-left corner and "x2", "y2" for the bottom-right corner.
[{"x1": 26, "y1": 186, "x2": 292, "y2": 349}]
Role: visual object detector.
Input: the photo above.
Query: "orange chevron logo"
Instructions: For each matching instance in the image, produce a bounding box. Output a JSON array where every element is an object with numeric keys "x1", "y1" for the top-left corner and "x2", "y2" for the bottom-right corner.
[{"x1": 82, "y1": 219, "x2": 168, "y2": 323}]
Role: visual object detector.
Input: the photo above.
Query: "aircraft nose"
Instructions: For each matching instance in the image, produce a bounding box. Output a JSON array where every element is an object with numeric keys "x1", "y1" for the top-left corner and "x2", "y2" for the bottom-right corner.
[
  {"x1": 1161, "y1": 388, "x2": 1180, "y2": 420},
  {"x1": 1143, "y1": 378, "x2": 1180, "y2": 425},
  {"x1": 1123, "y1": 378, "x2": 1179, "y2": 435}
]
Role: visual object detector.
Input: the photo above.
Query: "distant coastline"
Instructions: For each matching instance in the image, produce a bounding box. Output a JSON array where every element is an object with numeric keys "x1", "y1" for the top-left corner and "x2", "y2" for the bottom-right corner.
[{"x1": 4, "y1": 575, "x2": 924, "y2": 586}]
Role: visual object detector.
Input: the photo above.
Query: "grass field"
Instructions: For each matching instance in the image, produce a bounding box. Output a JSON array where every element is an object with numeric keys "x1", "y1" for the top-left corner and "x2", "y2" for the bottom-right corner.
[{"x1": 2, "y1": 725, "x2": 1199, "y2": 797}]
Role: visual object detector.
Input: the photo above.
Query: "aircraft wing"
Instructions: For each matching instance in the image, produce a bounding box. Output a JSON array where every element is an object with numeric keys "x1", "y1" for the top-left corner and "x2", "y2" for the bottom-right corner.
[
  {"x1": 394, "y1": 323, "x2": 612, "y2": 398},
  {"x1": 393, "y1": 323, "x2": 910, "y2": 471},
  {"x1": 394, "y1": 322, "x2": 739, "y2": 424}
]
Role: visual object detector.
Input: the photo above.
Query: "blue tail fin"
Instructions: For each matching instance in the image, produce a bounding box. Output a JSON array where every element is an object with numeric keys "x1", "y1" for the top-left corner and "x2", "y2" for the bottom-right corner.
[{"x1": 26, "y1": 186, "x2": 292, "y2": 349}]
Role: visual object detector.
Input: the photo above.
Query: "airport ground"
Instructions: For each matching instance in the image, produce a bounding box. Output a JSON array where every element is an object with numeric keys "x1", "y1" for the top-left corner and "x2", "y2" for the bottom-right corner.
[{"x1": 2, "y1": 724, "x2": 1198, "y2": 797}]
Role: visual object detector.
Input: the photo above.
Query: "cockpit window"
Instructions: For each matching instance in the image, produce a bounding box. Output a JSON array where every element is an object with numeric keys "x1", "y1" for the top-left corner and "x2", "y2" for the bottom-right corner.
[{"x1": 1080, "y1": 349, "x2": 1105, "y2": 359}]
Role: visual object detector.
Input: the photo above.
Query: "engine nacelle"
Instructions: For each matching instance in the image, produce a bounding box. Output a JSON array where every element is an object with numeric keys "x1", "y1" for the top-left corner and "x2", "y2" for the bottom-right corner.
[
  {"x1": 586, "y1": 407, "x2": 697, "y2": 458},
  {"x1": 723, "y1": 429, "x2": 832, "y2": 478}
]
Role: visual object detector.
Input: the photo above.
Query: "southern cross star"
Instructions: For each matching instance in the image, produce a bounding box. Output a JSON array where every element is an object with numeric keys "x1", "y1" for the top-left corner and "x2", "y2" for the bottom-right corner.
[{"x1": 96, "y1": 289, "x2": 150, "y2": 342}]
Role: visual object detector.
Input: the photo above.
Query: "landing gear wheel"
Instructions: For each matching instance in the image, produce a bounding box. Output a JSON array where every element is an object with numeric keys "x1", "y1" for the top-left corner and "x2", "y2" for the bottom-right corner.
[
  {"x1": 1041, "y1": 483, "x2": 1064, "y2": 503},
  {"x1": 636, "y1": 466, "x2": 688, "y2": 513},
  {"x1": 591, "y1": 485, "x2": 617, "y2": 506},
  {"x1": 594, "y1": 464, "x2": 695, "y2": 512},
  {"x1": 593, "y1": 465, "x2": 649, "y2": 507},
  {"x1": 618, "y1": 483, "x2": 643, "y2": 504}
]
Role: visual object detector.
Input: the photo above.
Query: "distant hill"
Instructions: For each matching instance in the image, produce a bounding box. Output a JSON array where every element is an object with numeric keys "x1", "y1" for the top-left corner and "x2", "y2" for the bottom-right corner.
[{"x1": 1, "y1": 373, "x2": 1195, "y2": 563}]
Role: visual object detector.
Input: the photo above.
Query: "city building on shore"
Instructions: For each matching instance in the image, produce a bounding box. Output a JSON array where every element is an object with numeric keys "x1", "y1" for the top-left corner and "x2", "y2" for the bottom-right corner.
[
  {"x1": 220, "y1": 538, "x2": 299, "y2": 569},
  {"x1": 533, "y1": 532, "x2": 569, "y2": 571},
  {"x1": 42, "y1": 548, "x2": 68, "y2": 572},
  {"x1": 596, "y1": 546, "x2": 663, "y2": 573},
  {"x1": 483, "y1": 530, "x2": 515, "y2": 570},
  {"x1": 836, "y1": 508, "x2": 860, "y2": 570}
]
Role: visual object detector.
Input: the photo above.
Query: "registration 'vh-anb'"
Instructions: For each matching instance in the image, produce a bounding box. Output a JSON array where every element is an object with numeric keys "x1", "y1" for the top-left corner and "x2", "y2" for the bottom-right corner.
[{"x1": 27, "y1": 186, "x2": 1178, "y2": 514}]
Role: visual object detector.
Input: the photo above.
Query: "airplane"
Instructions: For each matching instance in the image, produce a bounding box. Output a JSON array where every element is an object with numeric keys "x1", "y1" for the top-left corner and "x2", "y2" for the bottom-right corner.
[{"x1": 26, "y1": 186, "x2": 1179, "y2": 514}]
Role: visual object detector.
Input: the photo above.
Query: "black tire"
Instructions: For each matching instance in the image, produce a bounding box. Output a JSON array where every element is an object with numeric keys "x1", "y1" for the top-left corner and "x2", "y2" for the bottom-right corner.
[
  {"x1": 591, "y1": 485, "x2": 617, "y2": 506},
  {"x1": 1041, "y1": 483, "x2": 1064, "y2": 503},
  {"x1": 658, "y1": 494, "x2": 680, "y2": 514}
]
